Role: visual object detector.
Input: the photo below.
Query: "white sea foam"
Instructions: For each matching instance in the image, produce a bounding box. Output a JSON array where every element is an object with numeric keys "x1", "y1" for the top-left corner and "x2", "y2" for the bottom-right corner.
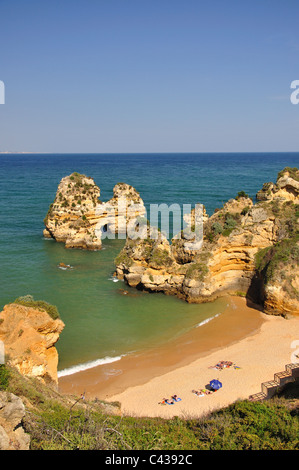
[
  {"x1": 57, "y1": 355, "x2": 124, "y2": 378},
  {"x1": 196, "y1": 312, "x2": 221, "y2": 328}
]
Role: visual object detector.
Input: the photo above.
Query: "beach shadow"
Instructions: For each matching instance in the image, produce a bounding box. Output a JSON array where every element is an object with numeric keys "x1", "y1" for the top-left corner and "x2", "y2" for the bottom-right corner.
[
  {"x1": 205, "y1": 384, "x2": 218, "y2": 393},
  {"x1": 277, "y1": 380, "x2": 299, "y2": 399},
  {"x1": 246, "y1": 275, "x2": 264, "y2": 310}
]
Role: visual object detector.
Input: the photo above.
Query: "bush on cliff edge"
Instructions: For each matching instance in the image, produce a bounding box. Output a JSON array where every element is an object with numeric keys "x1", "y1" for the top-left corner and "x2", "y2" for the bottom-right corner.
[{"x1": 12, "y1": 295, "x2": 60, "y2": 320}]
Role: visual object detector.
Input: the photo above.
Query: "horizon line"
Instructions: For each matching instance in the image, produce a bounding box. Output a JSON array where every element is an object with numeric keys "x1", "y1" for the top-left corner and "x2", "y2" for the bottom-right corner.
[{"x1": 1, "y1": 151, "x2": 299, "y2": 155}]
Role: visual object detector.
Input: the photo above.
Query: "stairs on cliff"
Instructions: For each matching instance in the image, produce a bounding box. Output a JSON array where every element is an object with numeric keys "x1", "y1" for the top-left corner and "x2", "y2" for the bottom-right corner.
[{"x1": 249, "y1": 363, "x2": 299, "y2": 401}]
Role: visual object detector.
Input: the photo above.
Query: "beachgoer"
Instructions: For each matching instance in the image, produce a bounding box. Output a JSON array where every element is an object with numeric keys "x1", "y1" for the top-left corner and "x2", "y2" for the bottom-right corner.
[{"x1": 158, "y1": 398, "x2": 167, "y2": 405}]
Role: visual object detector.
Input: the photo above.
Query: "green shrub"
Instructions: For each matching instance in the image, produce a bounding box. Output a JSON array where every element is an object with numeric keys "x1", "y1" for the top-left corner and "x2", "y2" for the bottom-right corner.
[
  {"x1": 255, "y1": 236, "x2": 299, "y2": 284},
  {"x1": 212, "y1": 222, "x2": 223, "y2": 234},
  {"x1": 241, "y1": 206, "x2": 250, "y2": 216},
  {"x1": 25, "y1": 395, "x2": 299, "y2": 450},
  {"x1": 186, "y1": 262, "x2": 209, "y2": 281},
  {"x1": 0, "y1": 365, "x2": 10, "y2": 390},
  {"x1": 12, "y1": 295, "x2": 60, "y2": 320},
  {"x1": 221, "y1": 216, "x2": 237, "y2": 237},
  {"x1": 114, "y1": 251, "x2": 133, "y2": 267},
  {"x1": 277, "y1": 167, "x2": 299, "y2": 182},
  {"x1": 149, "y1": 249, "x2": 173, "y2": 268},
  {"x1": 236, "y1": 190, "x2": 249, "y2": 199}
]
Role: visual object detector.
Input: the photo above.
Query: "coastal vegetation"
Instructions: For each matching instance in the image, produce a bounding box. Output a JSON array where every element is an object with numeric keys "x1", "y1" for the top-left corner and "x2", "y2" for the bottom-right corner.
[
  {"x1": 277, "y1": 166, "x2": 299, "y2": 182},
  {"x1": 185, "y1": 262, "x2": 209, "y2": 282},
  {"x1": 0, "y1": 365, "x2": 298, "y2": 450},
  {"x1": 206, "y1": 211, "x2": 241, "y2": 240},
  {"x1": 1, "y1": 167, "x2": 299, "y2": 450},
  {"x1": 12, "y1": 295, "x2": 60, "y2": 320},
  {"x1": 254, "y1": 197, "x2": 299, "y2": 304}
]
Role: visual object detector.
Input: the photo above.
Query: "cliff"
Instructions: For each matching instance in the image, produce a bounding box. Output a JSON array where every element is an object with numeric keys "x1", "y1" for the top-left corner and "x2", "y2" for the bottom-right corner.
[
  {"x1": 114, "y1": 168, "x2": 299, "y2": 316},
  {"x1": 256, "y1": 167, "x2": 299, "y2": 202},
  {"x1": 0, "y1": 391, "x2": 30, "y2": 450},
  {"x1": 43, "y1": 172, "x2": 146, "y2": 249},
  {"x1": 0, "y1": 297, "x2": 65, "y2": 387}
]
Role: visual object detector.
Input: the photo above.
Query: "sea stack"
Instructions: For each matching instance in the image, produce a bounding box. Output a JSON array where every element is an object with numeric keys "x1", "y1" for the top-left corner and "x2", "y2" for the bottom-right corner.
[{"x1": 43, "y1": 172, "x2": 146, "y2": 249}]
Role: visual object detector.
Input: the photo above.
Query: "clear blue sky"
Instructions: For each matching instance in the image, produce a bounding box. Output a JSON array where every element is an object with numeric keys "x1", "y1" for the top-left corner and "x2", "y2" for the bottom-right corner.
[{"x1": 1, "y1": 0, "x2": 299, "y2": 153}]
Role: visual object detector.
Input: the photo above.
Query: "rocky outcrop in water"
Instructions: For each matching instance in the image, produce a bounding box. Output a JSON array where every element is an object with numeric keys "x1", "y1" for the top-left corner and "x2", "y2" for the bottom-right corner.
[
  {"x1": 115, "y1": 168, "x2": 299, "y2": 316},
  {"x1": 43, "y1": 173, "x2": 146, "y2": 250},
  {"x1": 0, "y1": 300, "x2": 65, "y2": 387}
]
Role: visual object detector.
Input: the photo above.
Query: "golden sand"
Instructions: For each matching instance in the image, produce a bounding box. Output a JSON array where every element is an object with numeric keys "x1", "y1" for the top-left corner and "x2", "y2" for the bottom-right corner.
[{"x1": 58, "y1": 296, "x2": 299, "y2": 418}]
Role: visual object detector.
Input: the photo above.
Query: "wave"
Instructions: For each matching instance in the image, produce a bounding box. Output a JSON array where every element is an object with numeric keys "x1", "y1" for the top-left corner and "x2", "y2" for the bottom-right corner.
[
  {"x1": 57, "y1": 355, "x2": 124, "y2": 378},
  {"x1": 196, "y1": 312, "x2": 221, "y2": 328}
]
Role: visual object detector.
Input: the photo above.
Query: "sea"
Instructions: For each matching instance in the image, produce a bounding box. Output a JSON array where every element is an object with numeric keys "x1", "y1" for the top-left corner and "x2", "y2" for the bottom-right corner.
[{"x1": 0, "y1": 152, "x2": 298, "y2": 376}]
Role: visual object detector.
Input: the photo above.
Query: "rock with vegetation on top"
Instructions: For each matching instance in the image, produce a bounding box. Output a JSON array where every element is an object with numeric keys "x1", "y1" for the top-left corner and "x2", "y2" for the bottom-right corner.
[
  {"x1": 256, "y1": 167, "x2": 299, "y2": 202},
  {"x1": 43, "y1": 172, "x2": 146, "y2": 250},
  {"x1": 114, "y1": 168, "x2": 299, "y2": 316},
  {"x1": 0, "y1": 296, "x2": 65, "y2": 387}
]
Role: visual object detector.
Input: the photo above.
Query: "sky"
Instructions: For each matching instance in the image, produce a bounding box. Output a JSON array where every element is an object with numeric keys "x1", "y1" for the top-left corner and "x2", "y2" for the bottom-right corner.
[{"x1": 0, "y1": 0, "x2": 299, "y2": 153}]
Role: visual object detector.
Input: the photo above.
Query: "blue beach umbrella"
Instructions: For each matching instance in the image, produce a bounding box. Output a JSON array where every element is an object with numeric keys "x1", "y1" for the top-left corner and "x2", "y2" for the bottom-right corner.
[{"x1": 209, "y1": 379, "x2": 222, "y2": 390}]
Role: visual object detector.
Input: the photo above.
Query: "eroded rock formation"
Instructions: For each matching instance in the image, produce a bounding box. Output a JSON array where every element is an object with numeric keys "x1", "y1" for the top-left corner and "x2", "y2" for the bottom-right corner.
[
  {"x1": 114, "y1": 168, "x2": 299, "y2": 316},
  {"x1": 0, "y1": 392, "x2": 30, "y2": 450},
  {"x1": 0, "y1": 302, "x2": 65, "y2": 386},
  {"x1": 43, "y1": 172, "x2": 146, "y2": 249},
  {"x1": 256, "y1": 167, "x2": 299, "y2": 202}
]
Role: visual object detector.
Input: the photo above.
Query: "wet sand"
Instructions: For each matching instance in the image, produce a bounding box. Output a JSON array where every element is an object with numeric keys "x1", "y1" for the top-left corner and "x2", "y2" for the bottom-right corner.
[{"x1": 58, "y1": 296, "x2": 275, "y2": 407}]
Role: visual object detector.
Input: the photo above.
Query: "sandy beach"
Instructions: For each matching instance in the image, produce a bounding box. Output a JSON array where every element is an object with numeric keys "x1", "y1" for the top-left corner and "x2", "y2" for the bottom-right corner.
[{"x1": 58, "y1": 296, "x2": 299, "y2": 419}]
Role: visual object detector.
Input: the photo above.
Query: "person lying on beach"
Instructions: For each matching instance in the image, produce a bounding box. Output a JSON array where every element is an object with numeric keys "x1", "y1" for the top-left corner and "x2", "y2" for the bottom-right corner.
[
  {"x1": 158, "y1": 398, "x2": 175, "y2": 405},
  {"x1": 171, "y1": 395, "x2": 182, "y2": 402},
  {"x1": 192, "y1": 389, "x2": 212, "y2": 396},
  {"x1": 208, "y1": 360, "x2": 233, "y2": 370},
  {"x1": 209, "y1": 361, "x2": 241, "y2": 370}
]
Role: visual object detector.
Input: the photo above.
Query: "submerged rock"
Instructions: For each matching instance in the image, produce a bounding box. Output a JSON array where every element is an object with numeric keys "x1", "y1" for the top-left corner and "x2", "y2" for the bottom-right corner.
[{"x1": 58, "y1": 262, "x2": 73, "y2": 270}]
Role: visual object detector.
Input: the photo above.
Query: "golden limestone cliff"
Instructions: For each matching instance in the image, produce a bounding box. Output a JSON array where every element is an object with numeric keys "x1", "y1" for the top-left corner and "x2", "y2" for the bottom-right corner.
[
  {"x1": 114, "y1": 168, "x2": 299, "y2": 316},
  {"x1": 43, "y1": 172, "x2": 146, "y2": 249},
  {"x1": 0, "y1": 297, "x2": 64, "y2": 387}
]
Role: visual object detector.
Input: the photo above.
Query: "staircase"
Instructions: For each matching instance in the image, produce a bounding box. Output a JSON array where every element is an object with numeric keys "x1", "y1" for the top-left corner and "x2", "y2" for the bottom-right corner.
[{"x1": 249, "y1": 363, "x2": 299, "y2": 401}]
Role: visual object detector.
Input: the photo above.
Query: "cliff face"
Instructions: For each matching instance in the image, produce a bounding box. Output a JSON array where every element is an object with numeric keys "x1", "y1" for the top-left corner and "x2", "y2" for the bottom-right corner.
[
  {"x1": 0, "y1": 303, "x2": 65, "y2": 386},
  {"x1": 0, "y1": 392, "x2": 30, "y2": 450},
  {"x1": 43, "y1": 173, "x2": 146, "y2": 249},
  {"x1": 115, "y1": 168, "x2": 299, "y2": 316},
  {"x1": 256, "y1": 167, "x2": 299, "y2": 202}
]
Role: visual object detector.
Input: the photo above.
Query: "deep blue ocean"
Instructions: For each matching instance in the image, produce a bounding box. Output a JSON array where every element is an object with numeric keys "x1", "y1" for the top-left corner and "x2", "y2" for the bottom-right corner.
[{"x1": 1, "y1": 153, "x2": 298, "y2": 375}]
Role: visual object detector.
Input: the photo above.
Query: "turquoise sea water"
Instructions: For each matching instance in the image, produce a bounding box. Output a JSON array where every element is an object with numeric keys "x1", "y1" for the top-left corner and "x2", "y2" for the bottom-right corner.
[{"x1": 1, "y1": 153, "x2": 299, "y2": 374}]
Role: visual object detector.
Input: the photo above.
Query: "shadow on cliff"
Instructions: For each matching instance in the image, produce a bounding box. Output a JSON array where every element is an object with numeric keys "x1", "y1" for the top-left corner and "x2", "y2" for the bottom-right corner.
[{"x1": 246, "y1": 273, "x2": 264, "y2": 312}]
